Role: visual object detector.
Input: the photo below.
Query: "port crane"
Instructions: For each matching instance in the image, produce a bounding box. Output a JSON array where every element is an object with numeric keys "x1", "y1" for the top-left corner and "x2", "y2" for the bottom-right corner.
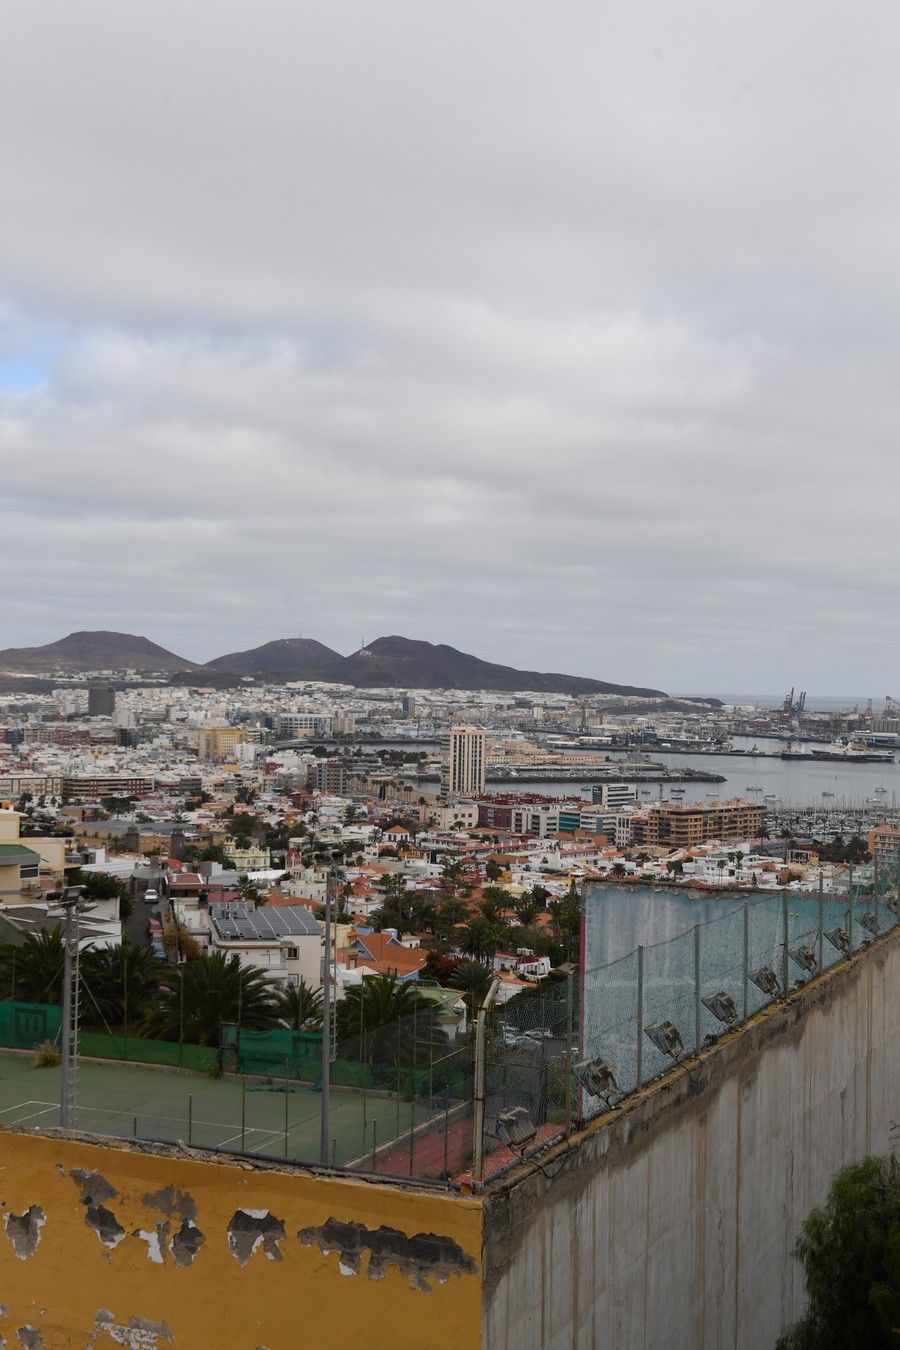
[{"x1": 779, "y1": 688, "x2": 806, "y2": 726}]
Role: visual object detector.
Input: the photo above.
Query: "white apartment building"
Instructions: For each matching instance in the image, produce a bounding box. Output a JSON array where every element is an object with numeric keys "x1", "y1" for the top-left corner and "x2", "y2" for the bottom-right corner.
[
  {"x1": 592, "y1": 782, "x2": 638, "y2": 810},
  {"x1": 441, "y1": 725, "x2": 486, "y2": 799},
  {"x1": 208, "y1": 902, "x2": 323, "y2": 988}
]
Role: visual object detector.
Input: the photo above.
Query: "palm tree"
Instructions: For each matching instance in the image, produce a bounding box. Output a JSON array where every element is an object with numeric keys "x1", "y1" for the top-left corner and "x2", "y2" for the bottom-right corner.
[
  {"x1": 438, "y1": 896, "x2": 468, "y2": 926},
  {"x1": 439, "y1": 858, "x2": 465, "y2": 903},
  {"x1": 409, "y1": 896, "x2": 436, "y2": 934},
  {"x1": 238, "y1": 875, "x2": 263, "y2": 907},
  {"x1": 141, "y1": 952, "x2": 278, "y2": 1045},
  {"x1": 273, "y1": 979, "x2": 323, "y2": 1030},
  {"x1": 514, "y1": 893, "x2": 539, "y2": 927},
  {"x1": 80, "y1": 941, "x2": 163, "y2": 1032},
  {"x1": 335, "y1": 973, "x2": 441, "y2": 1067},
  {"x1": 477, "y1": 895, "x2": 503, "y2": 923},
  {"x1": 462, "y1": 915, "x2": 505, "y2": 965},
  {"x1": 372, "y1": 874, "x2": 412, "y2": 936},
  {"x1": 449, "y1": 960, "x2": 493, "y2": 1018},
  {"x1": 0, "y1": 928, "x2": 67, "y2": 1003}
]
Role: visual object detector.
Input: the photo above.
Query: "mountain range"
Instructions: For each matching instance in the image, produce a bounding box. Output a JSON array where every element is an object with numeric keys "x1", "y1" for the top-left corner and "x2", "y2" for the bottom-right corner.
[{"x1": 0, "y1": 630, "x2": 666, "y2": 697}]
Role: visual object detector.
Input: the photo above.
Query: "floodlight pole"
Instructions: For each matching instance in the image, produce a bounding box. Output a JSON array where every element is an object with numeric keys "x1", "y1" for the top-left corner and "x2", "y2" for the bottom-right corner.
[
  {"x1": 59, "y1": 888, "x2": 83, "y2": 1129},
  {"x1": 319, "y1": 862, "x2": 336, "y2": 1166}
]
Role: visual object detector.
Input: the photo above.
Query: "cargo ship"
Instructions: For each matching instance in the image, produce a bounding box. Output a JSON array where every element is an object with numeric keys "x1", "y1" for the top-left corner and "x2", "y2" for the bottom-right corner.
[{"x1": 810, "y1": 737, "x2": 894, "y2": 764}]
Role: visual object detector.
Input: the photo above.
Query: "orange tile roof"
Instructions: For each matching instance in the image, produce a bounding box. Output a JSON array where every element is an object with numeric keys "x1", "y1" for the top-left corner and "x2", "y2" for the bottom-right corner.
[{"x1": 345, "y1": 933, "x2": 427, "y2": 978}]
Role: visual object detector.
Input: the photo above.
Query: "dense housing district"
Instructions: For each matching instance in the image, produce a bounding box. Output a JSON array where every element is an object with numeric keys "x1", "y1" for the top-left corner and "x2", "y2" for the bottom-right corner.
[{"x1": 0, "y1": 671, "x2": 892, "y2": 1018}]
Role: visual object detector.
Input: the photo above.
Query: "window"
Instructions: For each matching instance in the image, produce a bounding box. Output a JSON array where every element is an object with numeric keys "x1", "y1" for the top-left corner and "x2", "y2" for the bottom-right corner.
[{"x1": 284, "y1": 946, "x2": 298, "y2": 960}]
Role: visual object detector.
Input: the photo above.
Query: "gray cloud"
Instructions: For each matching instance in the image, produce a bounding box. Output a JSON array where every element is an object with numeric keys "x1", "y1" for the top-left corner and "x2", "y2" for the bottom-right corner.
[{"x1": 1, "y1": 0, "x2": 899, "y2": 690}]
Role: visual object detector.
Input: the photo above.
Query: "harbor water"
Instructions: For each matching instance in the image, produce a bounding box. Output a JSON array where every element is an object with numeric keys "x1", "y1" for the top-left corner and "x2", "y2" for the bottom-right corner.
[{"x1": 504, "y1": 736, "x2": 900, "y2": 809}]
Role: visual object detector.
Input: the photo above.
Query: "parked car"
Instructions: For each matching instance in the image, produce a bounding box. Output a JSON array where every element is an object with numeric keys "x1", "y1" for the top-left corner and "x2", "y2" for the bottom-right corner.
[
  {"x1": 501, "y1": 1028, "x2": 528, "y2": 1049},
  {"x1": 143, "y1": 888, "x2": 158, "y2": 904}
]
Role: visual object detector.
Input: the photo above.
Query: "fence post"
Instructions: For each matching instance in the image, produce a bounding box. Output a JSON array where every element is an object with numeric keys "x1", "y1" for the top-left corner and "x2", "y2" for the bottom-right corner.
[
  {"x1": 565, "y1": 970, "x2": 574, "y2": 1136},
  {"x1": 408, "y1": 1103, "x2": 415, "y2": 1175},
  {"x1": 781, "y1": 890, "x2": 789, "y2": 998},
  {"x1": 472, "y1": 978, "x2": 500, "y2": 1187},
  {"x1": 283, "y1": 1060, "x2": 289, "y2": 1159},
  {"x1": 742, "y1": 904, "x2": 749, "y2": 1020},
  {"x1": 636, "y1": 945, "x2": 644, "y2": 1089},
  {"x1": 818, "y1": 873, "x2": 824, "y2": 973},
  {"x1": 693, "y1": 925, "x2": 701, "y2": 1052},
  {"x1": 240, "y1": 1079, "x2": 246, "y2": 1150},
  {"x1": 848, "y1": 864, "x2": 855, "y2": 955}
]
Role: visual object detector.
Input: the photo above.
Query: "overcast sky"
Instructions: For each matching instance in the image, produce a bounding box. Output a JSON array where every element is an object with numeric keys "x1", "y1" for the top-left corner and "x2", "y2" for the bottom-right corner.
[{"x1": 1, "y1": 1, "x2": 898, "y2": 693}]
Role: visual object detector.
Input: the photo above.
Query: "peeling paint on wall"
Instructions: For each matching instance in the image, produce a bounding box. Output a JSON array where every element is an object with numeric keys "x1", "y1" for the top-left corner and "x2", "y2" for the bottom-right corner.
[
  {"x1": 133, "y1": 1224, "x2": 168, "y2": 1265},
  {"x1": 227, "y1": 1210, "x2": 286, "y2": 1265},
  {"x1": 86, "y1": 1309, "x2": 173, "y2": 1348},
  {"x1": 141, "y1": 1187, "x2": 197, "y2": 1225},
  {"x1": 297, "y1": 1218, "x2": 479, "y2": 1293},
  {"x1": 3, "y1": 1208, "x2": 44, "y2": 1261},
  {"x1": 139, "y1": 1186, "x2": 205, "y2": 1267},
  {"x1": 0, "y1": 1133, "x2": 483, "y2": 1348},
  {"x1": 69, "y1": 1170, "x2": 126, "y2": 1250},
  {"x1": 169, "y1": 1218, "x2": 205, "y2": 1268}
]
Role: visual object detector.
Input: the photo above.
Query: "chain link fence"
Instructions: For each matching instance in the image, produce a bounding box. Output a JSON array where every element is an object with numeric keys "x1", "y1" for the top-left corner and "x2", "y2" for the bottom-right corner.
[
  {"x1": 479, "y1": 861, "x2": 900, "y2": 1183},
  {"x1": 0, "y1": 860, "x2": 897, "y2": 1190}
]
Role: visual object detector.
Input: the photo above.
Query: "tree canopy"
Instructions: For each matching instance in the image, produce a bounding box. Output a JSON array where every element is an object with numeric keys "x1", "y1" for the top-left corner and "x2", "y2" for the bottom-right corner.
[
  {"x1": 777, "y1": 1153, "x2": 900, "y2": 1349},
  {"x1": 141, "y1": 952, "x2": 277, "y2": 1045}
]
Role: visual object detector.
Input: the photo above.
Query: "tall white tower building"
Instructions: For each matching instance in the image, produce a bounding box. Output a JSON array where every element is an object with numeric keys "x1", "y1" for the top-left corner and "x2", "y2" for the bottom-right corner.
[{"x1": 441, "y1": 725, "x2": 486, "y2": 799}]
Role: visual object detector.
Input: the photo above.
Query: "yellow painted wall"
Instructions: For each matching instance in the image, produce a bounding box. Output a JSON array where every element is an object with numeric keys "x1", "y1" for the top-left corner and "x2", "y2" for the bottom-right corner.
[{"x1": 0, "y1": 1130, "x2": 483, "y2": 1349}]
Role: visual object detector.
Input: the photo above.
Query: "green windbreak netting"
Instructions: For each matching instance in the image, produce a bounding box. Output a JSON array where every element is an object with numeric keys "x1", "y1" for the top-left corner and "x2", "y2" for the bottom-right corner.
[
  {"x1": 0, "y1": 1001, "x2": 61, "y2": 1048},
  {"x1": 77, "y1": 1031, "x2": 218, "y2": 1071},
  {"x1": 0, "y1": 1000, "x2": 217, "y2": 1070},
  {"x1": 226, "y1": 1026, "x2": 322, "y2": 1078},
  {"x1": 223, "y1": 1025, "x2": 466, "y2": 1099}
]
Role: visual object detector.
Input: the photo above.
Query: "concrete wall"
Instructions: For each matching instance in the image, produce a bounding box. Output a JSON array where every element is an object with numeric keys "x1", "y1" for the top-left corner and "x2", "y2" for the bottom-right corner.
[
  {"x1": 0, "y1": 1130, "x2": 482, "y2": 1348},
  {"x1": 482, "y1": 926, "x2": 900, "y2": 1350}
]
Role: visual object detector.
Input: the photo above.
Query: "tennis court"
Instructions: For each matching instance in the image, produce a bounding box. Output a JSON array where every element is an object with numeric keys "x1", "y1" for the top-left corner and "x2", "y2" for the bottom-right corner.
[{"x1": 0, "y1": 1049, "x2": 461, "y2": 1174}]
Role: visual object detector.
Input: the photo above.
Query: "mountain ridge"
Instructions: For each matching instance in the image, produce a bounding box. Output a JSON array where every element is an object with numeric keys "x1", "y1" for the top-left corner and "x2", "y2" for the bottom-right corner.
[
  {"x1": 205, "y1": 637, "x2": 342, "y2": 680},
  {"x1": 0, "y1": 629, "x2": 667, "y2": 696},
  {"x1": 330, "y1": 635, "x2": 666, "y2": 696},
  {"x1": 0, "y1": 630, "x2": 198, "y2": 674}
]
